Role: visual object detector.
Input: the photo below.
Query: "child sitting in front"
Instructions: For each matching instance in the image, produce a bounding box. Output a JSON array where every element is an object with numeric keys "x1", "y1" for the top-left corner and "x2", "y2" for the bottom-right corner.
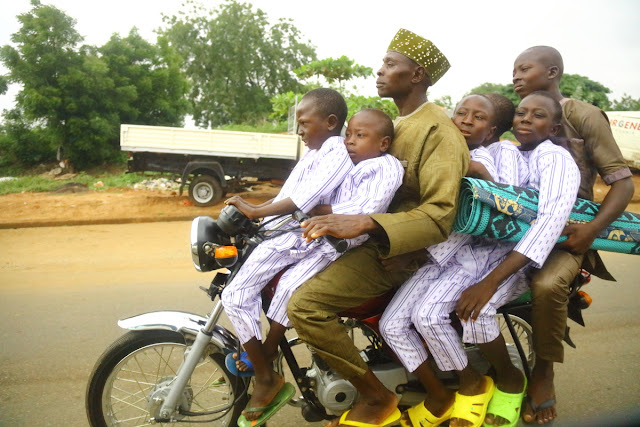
[
  {"x1": 380, "y1": 93, "x2": 554, "y2": 427},
  {"x1": 222, "y1": 104, "x2": 403, "y2": 424}
]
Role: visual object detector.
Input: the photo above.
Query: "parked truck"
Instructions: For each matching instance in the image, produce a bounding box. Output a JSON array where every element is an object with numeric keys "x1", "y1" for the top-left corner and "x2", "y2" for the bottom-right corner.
[{"x1": 120, "y1": 124, "x2": 304, "y2": 206}]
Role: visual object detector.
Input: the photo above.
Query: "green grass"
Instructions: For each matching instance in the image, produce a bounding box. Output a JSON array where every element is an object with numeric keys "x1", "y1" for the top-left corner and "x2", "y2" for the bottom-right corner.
[{"x1": 0, "y1": 170, "x2": 169, "y2": 195}]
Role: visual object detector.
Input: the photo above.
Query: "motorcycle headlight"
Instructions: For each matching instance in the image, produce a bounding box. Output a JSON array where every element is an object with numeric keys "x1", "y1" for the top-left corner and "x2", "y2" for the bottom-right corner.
[{"x1": 190, "y1": 216, "x2": 227, "y2": 272}]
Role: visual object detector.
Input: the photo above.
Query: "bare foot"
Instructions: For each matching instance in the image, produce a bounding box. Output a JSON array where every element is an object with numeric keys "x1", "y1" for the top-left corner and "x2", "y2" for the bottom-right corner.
[
  {"x1": 243, "y1": 372, "x2": 285, "y2": 421},
  {"x1": 233, "y1": 349, "x2": 278, "y2": 372},
  {"x1": 325, "y1": 392, "x2": 399, "y2": 427},
  {"x1": 522, "y1": 361, "x2": 556, "y2": 424},
  {"x1": 232, "y1": 352, "x2": 252, "y2": 372}
]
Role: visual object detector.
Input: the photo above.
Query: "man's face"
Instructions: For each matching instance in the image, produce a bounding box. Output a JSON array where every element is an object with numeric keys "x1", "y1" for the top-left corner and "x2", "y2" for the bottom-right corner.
[
  {"x1": 512, "y1": 51, "x2": 553, "y2": 99},
  {"x1": 376, "y1": 51, "x2": 417, "y2": 98},
  {"x1": 295, "y1": 98, "x2": 330, "y2": 150}
]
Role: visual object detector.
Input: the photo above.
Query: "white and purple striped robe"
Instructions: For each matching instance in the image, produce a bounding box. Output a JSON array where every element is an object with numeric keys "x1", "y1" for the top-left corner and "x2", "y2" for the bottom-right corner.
[{"x1": 222, "y1": 147, "x2": 403, "y2": 344}]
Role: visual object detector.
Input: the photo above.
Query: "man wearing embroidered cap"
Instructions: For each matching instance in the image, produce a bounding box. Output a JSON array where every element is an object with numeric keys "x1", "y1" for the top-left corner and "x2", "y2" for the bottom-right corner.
[{"x1": 288, "y1": 29, "x2": 469, "y2": 427}]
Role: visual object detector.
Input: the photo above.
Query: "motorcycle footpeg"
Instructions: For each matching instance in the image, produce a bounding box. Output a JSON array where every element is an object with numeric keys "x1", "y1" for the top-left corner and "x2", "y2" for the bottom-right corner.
[{"x1": 301, "y1": 401, "x2": 328, "y2": 423}]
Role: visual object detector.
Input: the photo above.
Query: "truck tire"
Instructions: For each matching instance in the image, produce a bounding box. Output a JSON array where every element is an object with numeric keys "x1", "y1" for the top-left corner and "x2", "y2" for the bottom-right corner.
[{"x1": 188, "y1": 175, "x2": 223, "y2": 207}]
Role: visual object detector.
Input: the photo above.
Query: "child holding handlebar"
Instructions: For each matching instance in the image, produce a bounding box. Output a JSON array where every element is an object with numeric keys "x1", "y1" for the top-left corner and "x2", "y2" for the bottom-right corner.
[{"x1": 222, "y1": 97, "x2": 403, "y2": 425}]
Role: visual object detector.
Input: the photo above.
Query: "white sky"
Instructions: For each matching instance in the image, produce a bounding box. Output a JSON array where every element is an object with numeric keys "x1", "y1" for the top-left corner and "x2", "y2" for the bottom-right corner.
[{"x1": 2, "y1": 0, "x2": 640, "y2": 119}]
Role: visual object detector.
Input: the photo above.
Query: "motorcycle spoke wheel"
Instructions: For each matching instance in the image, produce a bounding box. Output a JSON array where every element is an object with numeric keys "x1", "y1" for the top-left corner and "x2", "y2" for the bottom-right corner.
[
  {"x1": 86, "y1": 330, "x2": 246, "y2": 426},
  {"x1": 499, "y1": 314, "x2": 535, "y2": 372}
]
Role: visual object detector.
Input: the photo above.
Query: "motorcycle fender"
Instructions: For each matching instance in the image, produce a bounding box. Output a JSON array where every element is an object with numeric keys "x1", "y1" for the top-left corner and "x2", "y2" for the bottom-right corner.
[{"x1": 117, "y1": 311, "x2": 237, "y2": 352}]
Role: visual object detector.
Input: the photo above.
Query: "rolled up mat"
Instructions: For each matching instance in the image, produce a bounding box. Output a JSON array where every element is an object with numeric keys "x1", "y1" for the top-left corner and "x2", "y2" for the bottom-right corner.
[{"x1": 453, "y1": 178, "x2": 640, "y2": 255}]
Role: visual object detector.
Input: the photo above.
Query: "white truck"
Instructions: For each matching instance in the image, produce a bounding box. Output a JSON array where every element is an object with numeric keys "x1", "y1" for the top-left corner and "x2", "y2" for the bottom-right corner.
[
  {"x1": 607, "y1": 111, "x2": 640, "y2": 170},
  {"x1": 120, "y1": 124, "x2": 304, "y2": 206}
]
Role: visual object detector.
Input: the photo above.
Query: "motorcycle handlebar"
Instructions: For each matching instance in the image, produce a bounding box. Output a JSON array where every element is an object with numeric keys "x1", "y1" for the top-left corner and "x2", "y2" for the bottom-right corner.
[{"x1": 292, "y1": 210, "x2": 348, "y2": 253}]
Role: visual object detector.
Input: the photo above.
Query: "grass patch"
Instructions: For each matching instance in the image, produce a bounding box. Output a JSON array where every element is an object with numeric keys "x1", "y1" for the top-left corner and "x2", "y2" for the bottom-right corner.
[{"x1": 0, "y1": 171, "x2": 171, "y2": 195}]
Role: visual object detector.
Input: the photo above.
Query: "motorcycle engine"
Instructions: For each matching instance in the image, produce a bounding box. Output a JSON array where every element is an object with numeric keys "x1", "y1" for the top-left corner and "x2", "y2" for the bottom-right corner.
[{"x1": 306, "y1": 362, "x2": 357, "y2": 414}]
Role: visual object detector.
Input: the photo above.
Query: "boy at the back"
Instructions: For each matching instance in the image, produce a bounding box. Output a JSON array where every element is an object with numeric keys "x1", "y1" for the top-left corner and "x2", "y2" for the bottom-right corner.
[
  {"x1": 222, "y1": 106, "x2": 403, "y2": 424},
  {"x1": 512, "y1": 46, "x2": 634, "y2": 424}
]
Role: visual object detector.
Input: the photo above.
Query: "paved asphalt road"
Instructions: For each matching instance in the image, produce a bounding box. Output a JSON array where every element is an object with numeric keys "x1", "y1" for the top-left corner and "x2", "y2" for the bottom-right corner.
[{"x1": 0, "y1": 221, "x2": 639, "y2": 426}]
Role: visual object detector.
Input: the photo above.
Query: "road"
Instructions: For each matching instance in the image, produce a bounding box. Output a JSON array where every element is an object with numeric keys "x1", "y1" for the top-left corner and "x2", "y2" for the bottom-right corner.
[{"x1": 0, "y1": 221, "x2": 639, "y2": 426}]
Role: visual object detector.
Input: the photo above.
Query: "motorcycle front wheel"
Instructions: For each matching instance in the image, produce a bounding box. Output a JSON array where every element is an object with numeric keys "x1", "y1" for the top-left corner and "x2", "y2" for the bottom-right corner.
[{"x1": 86, "y1": 329, "x2": 247, "y2": 426}]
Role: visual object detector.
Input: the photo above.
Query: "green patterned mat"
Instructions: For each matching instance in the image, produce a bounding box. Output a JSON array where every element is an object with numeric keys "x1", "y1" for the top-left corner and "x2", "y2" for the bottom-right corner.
[{"x1": 454, "y1": 178, "x2": 640, "y2": 255}]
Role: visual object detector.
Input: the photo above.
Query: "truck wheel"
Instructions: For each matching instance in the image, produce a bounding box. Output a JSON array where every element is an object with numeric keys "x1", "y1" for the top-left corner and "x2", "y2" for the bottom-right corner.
[{"x1": 189, "y1": 175, "x2": 223, "y2": 207}]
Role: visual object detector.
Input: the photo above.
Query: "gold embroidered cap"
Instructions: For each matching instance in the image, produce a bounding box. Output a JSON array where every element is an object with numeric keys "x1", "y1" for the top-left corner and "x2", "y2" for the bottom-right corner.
[{"x1": 388, "y1": 28, "x2": 450, "y2": 85}]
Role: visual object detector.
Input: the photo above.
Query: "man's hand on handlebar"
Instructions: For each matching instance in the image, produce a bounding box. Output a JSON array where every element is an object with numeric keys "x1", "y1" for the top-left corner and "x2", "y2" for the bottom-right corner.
[{"x1": 300, "y1": 214, "x2": 378, "y2": 242}]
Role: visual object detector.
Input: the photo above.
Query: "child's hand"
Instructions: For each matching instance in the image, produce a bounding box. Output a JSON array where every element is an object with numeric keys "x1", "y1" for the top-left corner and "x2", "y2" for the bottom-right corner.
[
  {"x1": 466, "y1": 160, "x2": 493, "y2": 181},
  {"x1": 380, "y1": 250, "x2": 429, "y2": 272},
  {"x1": 556, "y1": 223, "x2": 599, "y2": 255},
  {"x1": 225, "y1": 196, "x2": 258, "y2": 219},
  {"x1": 455, "y1": 279, "x2": 497, "y2": 322}
]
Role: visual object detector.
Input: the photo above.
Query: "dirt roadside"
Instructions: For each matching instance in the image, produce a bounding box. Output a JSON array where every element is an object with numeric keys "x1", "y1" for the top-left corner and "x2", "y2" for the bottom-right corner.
[
  {"x1": 1, "y1": 175, "x2": 639, "y2": 229},
  {"x1": 0, "y1": 182, "x2": 281, "y2": 229}
]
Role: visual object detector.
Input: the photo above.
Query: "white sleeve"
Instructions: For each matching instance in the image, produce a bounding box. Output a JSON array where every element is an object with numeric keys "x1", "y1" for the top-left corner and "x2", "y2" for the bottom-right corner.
[
  {"x1": 290, "y1": 138, "x2": 353, "y2": 213},
  {"x1": 332, "y1": 156, "x2": 404, "y2": 215},
  {"x1": 513, "y1": 149, "x2": 580, "y2": 267},
  {"x1": 496, "y1": 142, "x2": 530, "y2": 187},
  {"x1": 471, "y1": 147, "x2": 498, "y2": 181}
]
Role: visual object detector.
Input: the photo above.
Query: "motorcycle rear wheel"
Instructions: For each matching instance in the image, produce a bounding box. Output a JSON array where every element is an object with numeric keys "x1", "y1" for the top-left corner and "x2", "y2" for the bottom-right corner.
[{"x1": 86, "y1": 329, "x2": 247, "y2": 426}]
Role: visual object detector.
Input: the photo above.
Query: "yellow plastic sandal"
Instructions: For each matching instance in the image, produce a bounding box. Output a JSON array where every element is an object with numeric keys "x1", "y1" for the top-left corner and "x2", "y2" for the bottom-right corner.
[
  {"x1": 401, "y1": 401, "x2": 453, "y2": 427},
  {"x1": 336, "y1": 408, "x2": 401, "y2": 427},
  {"x1": 450, "y1": 376, "x2": 496, "y2": 427}
]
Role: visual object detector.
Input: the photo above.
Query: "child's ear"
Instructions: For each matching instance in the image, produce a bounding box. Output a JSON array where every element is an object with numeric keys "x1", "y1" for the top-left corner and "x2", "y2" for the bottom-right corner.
[
  {"x1": 486, "y1": 125, "x2": 497, "y2": 142},
  {"x1": 548, "y1": 65, "x2": 560, "y2": 81},
  {"x1": 379, "y1": 136, "x2": 392, "y2": 153},
  {"x1": 326, "y1": 114, "x2": 338, "y2": 131},
  {"x1": 550, "y1": 122, "x2": 562, "y2": 136}
]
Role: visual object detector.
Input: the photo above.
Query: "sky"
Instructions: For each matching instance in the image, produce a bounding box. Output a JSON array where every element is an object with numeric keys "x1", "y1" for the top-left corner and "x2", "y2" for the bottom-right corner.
[{"x1": 1, "y1": 0, "x2": 640, "y2": 119}]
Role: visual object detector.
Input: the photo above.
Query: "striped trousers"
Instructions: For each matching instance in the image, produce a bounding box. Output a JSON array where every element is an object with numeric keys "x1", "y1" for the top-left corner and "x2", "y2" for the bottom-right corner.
[
  {"x1": 221, "y1": 240, "x2": 336, "y2": 344},
  {"x1": 380, "y1": 247, "x2": 528, "y2": 372}
]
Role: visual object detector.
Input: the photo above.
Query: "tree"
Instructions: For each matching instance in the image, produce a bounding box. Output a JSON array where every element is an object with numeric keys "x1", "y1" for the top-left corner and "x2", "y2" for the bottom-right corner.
[
  {"x1": 161, "y1": 0, "x2": 316, "y2": 128},
  {"x1": 559, "y1": 73, "x2": 611, "y2": 110},
  {"x1": 1, "y1": 1, "x2": 189, "y2": 169},
  {"x1": 465, "y1": 82, "x2": 520, "y2": 105},
  {"x1": 294, "y1": 56, "x2": 373, "y2": 92},
  {"x1": 610, "y1": 94, "x2": 640, "y2": 111},
  {"x1": 433, "y1": 95, "x2": 453, "y2": 111},
  {"x1": 99, "y1": 29, "x2": 190, "y2": 126}
]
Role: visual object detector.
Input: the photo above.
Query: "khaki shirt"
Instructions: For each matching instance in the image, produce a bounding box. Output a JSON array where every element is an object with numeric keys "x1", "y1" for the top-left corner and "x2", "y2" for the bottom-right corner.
[
  {"x1": 370, "y1": 102, "x2": 469, "y2": 257},
  {"x1": 559, "y1": 98, "x2": 632, "y2": 201}
]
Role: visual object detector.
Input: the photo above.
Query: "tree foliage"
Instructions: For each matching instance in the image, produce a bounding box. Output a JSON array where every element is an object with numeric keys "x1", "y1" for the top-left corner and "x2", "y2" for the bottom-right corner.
[
  {"x1": 609, "y1": 94, "x2": 640, "y2": 111},
  {"x1": 465, "y1": 82, "x2": 520, "y2": 105},
  {"x1": 559, "y1": 73, "x2": 611, "y2": 110},
  {"x1": 0, "y1": 1, "x2": 189, "y2": 169},
  {"x1": 294, "y1": 56, "x2": 373, "y2": 91},
  {"x1": 161, "y1": 0, "x2": 316, "y2": 128}
]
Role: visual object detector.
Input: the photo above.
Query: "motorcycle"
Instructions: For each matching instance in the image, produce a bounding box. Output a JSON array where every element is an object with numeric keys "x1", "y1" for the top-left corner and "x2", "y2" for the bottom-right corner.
[{"x1": 86, "y1": 205, "x2": 592, "y2": 426}]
